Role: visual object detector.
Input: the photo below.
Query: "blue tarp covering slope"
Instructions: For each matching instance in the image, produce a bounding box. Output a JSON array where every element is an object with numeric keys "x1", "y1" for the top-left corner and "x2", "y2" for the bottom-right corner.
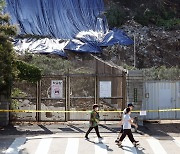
[{"x1": 5, "y1": 0, "x2": 133, "y2": 55}]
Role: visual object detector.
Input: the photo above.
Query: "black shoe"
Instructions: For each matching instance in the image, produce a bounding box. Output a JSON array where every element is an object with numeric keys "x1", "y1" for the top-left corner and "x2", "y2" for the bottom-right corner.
[
  {"x1": 98, "y1": 136, "x2": 103, "y2": 139},
  {"x1": 117, "y1": 141, "x2": 122, "y2": 147},
  {"x1": 133, "y1": 142, "x2": 139, "y2": 147},
  {"x1": 135, "y1": 140, "x2": 139, "y2": 143},
  {"x1": 133, "y1": 142, "x2": 137, "y2": 147},
  {"x1": 85, "y1": 136, "x2": 89, "y2": 140},
  {"x1": 115, "y1": 139, "x2": 119, "y2": 143}
]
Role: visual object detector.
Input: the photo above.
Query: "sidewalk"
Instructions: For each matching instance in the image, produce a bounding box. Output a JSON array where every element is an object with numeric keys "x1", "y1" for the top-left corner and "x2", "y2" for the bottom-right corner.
[{"x1": 0, "y1": 120, "x2": 180, "y2": 137}]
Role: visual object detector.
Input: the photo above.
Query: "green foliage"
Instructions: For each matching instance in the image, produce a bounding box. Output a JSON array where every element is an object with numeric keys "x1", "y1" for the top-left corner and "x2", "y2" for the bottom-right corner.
[
  {"x1": 10, "y1": 88, "x2": 24, "y2": 110},
  {"x1": 19, "y1": 53, "x2": 73, "y2": 75},
  {"x1": 106, "y1": 4, "x2": 127, "y2": 28},
  {"x1": 0, "y1": 1, "x2": 17, "y2": 93},
  {"x1": 143, "y1": 66, "x2": 180, "y2": 80},
  {"x1": 16, "y1": 60, "x2": 42, "y2": 83},
  {"x1": 17, "y1": 53, "x2": 94, "y2": 76},
  {"x1": 123, "y1": 64, "x2": 136, "y2": 70},
  {"x1": 134, "y1": 10, "x2": 157, "y2": 26},
  {"x1": 156, "y1": 18, "x2": 180, "y2": 30},
  {"x1": 106, "y1": 0, "x2": 179, "y2": 29},
  {"x1": 134, "y1": 9, "x2": 180, "y2": 29},
  {"x1": 10, "y1": 88, "x2": 27, "y2": 110},
  {"x1": 11, "y1": 88, "x2": 27, "y2": 97},
  {"x1": 122, "y1": 64, "x2": 179, "y2": 80},
  {"x1": 10, "y1": 99, "x2": 19, "y2": 110},
  {"x1": 133, "y1": 0, "x2": 179, "y2": 29},
  {"x1": 0, "y1": 0, "x2": 5, "y2": 12}
]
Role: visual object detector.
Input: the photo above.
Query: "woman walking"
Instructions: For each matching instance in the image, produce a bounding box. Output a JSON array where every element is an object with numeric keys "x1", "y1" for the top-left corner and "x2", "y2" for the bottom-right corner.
[
  {"x1": 118, "y1": 107, "x2": 139, "y2": 147},
  {"x1": 85, "y1": 104, "x2": 102, "y2": 139},
  {"x1": 115, "y1": 103, "x2": 134, "y2": 143}
]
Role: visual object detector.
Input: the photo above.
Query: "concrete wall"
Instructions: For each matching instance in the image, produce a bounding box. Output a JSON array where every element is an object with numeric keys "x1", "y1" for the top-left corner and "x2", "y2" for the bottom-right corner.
[
  {"x1": 0, "y1": 93, "x2": 10, "y2": 126},
  {"x1": 126, "y1": 70, "x2": 143, "y2": 118}
]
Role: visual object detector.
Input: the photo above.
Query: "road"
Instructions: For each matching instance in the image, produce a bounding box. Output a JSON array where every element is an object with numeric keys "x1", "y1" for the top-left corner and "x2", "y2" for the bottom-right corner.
[
  {"x1": 1, "y1": 134, "x2": 180, "y2": 154},
  {"x1": 1, "y1": 121, "x2": 180, "y2": 154}
]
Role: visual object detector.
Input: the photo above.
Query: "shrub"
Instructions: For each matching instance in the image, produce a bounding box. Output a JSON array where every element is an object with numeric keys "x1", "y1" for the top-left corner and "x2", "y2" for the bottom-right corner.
[
  {"x1": 106, "y1": 4, "x2": 127, "y2": 28},
  {"x1": 0, "y1": 0, "x2": 17, "y2": 93},
  {"x1": 143, "y1": 66, "x2": 180, "y2": 80},
  {"x1": 16, "y1": 60, "x2": 42, "y2": 83}
]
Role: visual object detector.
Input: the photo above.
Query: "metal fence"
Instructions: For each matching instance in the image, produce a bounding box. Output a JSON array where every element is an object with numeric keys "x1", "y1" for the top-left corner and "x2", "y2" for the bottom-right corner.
[{"x1": 11, "y1": 73, "x2": 126, "y2": 122}]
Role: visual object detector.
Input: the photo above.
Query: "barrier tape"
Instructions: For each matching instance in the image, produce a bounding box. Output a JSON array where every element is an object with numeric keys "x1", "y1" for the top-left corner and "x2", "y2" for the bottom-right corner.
[{"x1": 0, "y1": 109, "x2": 180, "y2": 113}]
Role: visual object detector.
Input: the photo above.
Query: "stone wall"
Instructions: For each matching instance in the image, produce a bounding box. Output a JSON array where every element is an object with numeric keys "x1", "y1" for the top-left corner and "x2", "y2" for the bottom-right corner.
[{"x1": 0, "y1": 93, "x2": 10, "y2": 126}]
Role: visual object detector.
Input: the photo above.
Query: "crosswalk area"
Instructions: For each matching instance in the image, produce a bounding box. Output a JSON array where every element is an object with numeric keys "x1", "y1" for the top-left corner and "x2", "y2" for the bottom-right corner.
[{"x1": 2, "y1": 135, "x2": 180, "y2": 154}]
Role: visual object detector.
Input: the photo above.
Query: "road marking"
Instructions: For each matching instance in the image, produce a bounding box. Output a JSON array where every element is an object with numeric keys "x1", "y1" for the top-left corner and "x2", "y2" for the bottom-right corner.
[
  {"x1": 5, "y1": 137, "x2": 26, "y2": 154},
  {"x1": 122, "y1": 138, "x2": 137, "y2": 154},
  {"x1": 35, "y1": 138, "x2": 52, "y2": 154},
  {"x1": 173, "y1": 137, "x2": 180, "y2": 147},
  {"x1": 94, "y1": 138, "x2": 107, "y2": 154},
  {"x1": 65, "y1": 138, "x2": 79, "y2": 154},
  {"x1": 147, "y1": 138, "x2": 167, "y2": 154}
]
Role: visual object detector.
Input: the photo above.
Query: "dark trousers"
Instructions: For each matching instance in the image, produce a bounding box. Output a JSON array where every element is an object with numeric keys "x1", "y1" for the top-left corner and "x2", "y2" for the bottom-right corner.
[
  {"x1": 119, "y1": 129, "x2": 135, "y2": 143},
  {"x1": 120, "y1": 126, "x2": 123, "y2": 133},
  {"x1": 85, "y1": 125, "x2": 101, "y2": 137}
]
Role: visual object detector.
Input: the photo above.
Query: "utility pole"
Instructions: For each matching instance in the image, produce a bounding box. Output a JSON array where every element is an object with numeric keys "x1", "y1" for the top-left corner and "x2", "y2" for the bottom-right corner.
[{"x1": 134, "y1": 35, "x2": 136, "y2": 68}]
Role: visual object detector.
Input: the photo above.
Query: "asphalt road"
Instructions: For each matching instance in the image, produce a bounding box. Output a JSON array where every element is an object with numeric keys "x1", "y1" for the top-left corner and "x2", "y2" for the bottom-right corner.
[{"x1": 1, "y1": 121, "x2": 180, "y2": 154}]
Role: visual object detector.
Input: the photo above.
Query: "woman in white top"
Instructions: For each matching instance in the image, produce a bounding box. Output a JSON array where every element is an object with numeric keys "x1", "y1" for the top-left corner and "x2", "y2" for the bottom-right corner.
[
  {"x1": 115, "y1": 103, "x2": 134, "y2": 143},
  {"x1": 118, "y1": 107, "x2": 138, "y2": 146}
]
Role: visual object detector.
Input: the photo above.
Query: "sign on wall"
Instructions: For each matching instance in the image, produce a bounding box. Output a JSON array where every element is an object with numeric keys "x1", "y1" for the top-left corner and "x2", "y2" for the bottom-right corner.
[
  {"x1": 134, "y1": 88, "x2": 137, "y2": 102},
  {"x1": 140, "y1": 110, "x2": 147, "y2": 116},
  {"x1": 99, "y1": 81, "x2": 111, "y2": 98},
  {"x1": 51, "y1": 80, "x2": 63, "y2": 98}
]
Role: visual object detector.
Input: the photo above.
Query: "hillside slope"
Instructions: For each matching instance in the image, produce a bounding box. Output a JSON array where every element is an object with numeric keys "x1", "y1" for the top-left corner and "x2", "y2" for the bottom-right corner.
[{"x1": 102, "y1": 0, "x2": 180, "y2": 68}]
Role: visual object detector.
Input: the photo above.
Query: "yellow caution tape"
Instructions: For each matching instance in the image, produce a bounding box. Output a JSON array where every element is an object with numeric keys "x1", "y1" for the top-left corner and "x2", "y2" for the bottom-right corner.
[{"x1": 0, "y1": 109, "x2": 180, "y2": 113}]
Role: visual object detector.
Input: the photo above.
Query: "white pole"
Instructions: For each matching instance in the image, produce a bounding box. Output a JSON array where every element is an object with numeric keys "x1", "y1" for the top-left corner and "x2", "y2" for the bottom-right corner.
[{"x1": 134, "y1": 35, "x2": 136, "y2": 68}]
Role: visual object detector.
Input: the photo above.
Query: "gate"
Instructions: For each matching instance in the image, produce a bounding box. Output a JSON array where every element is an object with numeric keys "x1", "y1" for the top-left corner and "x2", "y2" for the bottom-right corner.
[
  {"x1": 68, "y1": 74, "x2": 125, "y2": 121},
  {"x1": 10, "y1": 73, "x2": 126, "y2": 122},
  {"x1": 11, "y1": 80, "x2": 37, "y2": 121},
  {"x1": 37, "y1": 76, "x2": 67, "y2": 121}
]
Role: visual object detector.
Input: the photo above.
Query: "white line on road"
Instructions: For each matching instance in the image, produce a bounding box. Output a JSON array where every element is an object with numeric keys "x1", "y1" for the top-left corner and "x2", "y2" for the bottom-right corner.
[
  {"x1": 122, "y1": 138, "x2": 137, "y2": 154},
  {"x1": 94, "y1": 138, "x2": 107, "y2": 154},
  {"x1": 147, "y1": 138, "x2": 167, "y2": 154},
  {"x1": 65, "y1": 138, "x2": 79, "y2": 154},
  {"x1": 35, "y1": 138, "x2": 52, "y2": 154},
  {"x1": 5, "y1": 137, "x2": 26, "y2": 154},
  {"x1": 173, "y1": 137, "x2": 180, "y2": 147}
]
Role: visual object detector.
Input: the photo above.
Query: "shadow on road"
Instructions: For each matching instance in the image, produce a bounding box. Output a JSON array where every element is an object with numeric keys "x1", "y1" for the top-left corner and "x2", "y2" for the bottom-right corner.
[
  {"x1": 0, "y1": 121, "x2": 180, "y2": 137},
  {"x1": 85, "y1": 138, "x2": 113, "y2": 152},
  {"x1": 0, "y1": 124, "x2": 54, "y2": 135}
]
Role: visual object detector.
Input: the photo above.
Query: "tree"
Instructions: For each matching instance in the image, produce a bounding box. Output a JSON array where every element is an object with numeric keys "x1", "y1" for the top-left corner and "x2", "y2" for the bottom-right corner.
[{"x1": 0, "y1": 0, "x2": 17, "y2": 95}]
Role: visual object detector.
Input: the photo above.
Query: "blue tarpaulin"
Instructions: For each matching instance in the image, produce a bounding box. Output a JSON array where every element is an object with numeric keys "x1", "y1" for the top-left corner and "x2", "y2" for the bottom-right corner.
[{"x1": 5, "y1": 0, "x2": 133, "y2": 56}]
